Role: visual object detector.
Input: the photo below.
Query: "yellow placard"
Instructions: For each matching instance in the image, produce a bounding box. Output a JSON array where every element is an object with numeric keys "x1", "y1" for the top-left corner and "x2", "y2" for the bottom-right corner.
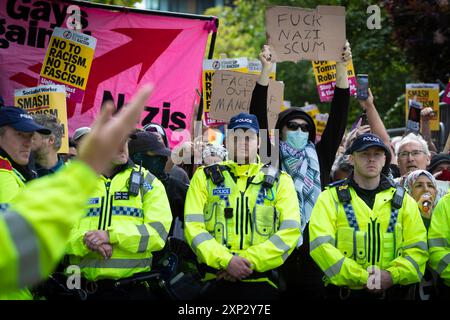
[
  {"x1": 14, "y1": 85, "x2": 69, "y2": 153},
  {"x1": 405, "y1": 84, "x2": 440, "y2": 131},
  {"x1": 40, "y1": 27, "x2": 96, "y2": 90},
  {"x1": 248, "y1": 60, "x2": 277, "y2": 80}
]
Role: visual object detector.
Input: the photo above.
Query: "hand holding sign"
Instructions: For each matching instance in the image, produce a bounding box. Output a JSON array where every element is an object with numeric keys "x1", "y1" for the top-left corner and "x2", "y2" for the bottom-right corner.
[{"x1": 265, "y1": 5, "x2": 346, "y2": 62}]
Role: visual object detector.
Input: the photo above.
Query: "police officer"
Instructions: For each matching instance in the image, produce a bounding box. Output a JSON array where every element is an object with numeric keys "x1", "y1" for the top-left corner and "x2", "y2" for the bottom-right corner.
[
  {"x1": 184, "y1": 113, "x2": 301, "y2": 300},
  {"x1": 64, "y1": 131, "x2": 172, "y2": 299},
  {"x1": 0, "y1": 85, "x2": 154, "y2": 297},
  {"x1": 309, "y1": 133, "x2": 428, "y2": 300},
  {"x1": 428, "y1": 193, "x2": 450, "y2": 300},
  {"x1": 0, "y1": 106, "x2": 50, "y2": 300}
]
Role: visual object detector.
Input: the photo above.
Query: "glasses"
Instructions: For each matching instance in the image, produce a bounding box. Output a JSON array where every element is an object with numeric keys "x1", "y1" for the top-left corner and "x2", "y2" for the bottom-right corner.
[
  {"x1": 286, "y1": 121, "x2": 310, "y2": 132},
  {"x1": 398, "y1": 150, "x2": 426, "y2": 159}
]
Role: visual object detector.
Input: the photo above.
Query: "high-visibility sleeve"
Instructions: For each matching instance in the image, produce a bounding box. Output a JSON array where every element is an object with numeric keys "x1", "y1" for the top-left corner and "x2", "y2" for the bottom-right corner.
[
  {"x1": 386, "y1": 193, "x2": 428, "y2": 285},
  {"x1": 309, "y1": 189, "x2": 369, "y2": 288},
  {"x1": 108, "y1": 177, "x2": 172, "y2": 254},
  {"x1": 428, "y1": 194, "x2": 450, "y2": 287},
  {"x1": 0, "y1": 161, "x2": 98, "y2": 293},
  {"x1": 240, "y1": 173, "x2": 301, "y2": 272},
  {"x1": 184, "y1": 168, "x2": 234, "y2": 270},
  {"x1": 0, "y1": 171, "x2": 23, "y2": 204},
  {"x1": 65, "y1": 226, "x2": 90, "y2": 257}
]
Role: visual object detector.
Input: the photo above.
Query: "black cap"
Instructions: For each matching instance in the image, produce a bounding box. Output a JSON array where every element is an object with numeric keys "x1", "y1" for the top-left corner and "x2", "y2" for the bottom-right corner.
[
  {"x1": 275, "y1": 107, "x2": 316, "y2": 142},
  {"x1": 0, "y1": 106, "x2": 51, "y2": 134},
  {"x1": 128, "y1": 131, "x2": 171, "y2": 157},
  {"x1": 428, "y1": 153, "x2": 450, "y2": 173}
]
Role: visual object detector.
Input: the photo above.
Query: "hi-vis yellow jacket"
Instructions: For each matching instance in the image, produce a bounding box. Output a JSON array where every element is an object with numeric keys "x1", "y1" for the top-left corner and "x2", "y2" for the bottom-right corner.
[
  {"x1": 309, "y1": 180, "x2": 428, "y2": 289},
  {"x1": 184, "y1": 160, "x2": 301, "y2": 285},
  {"x1": 428, "y1": 193, "x2": 450, "y2": 287},
  {"x1": 0, "y1": 161, "x2": 98, "y2": 297},
  {"x1": 0, "y1": 155, "x2": 33, "y2": 300},
  {"x1": 66, "y1": 164, "x2": 172, "y2": 281}
]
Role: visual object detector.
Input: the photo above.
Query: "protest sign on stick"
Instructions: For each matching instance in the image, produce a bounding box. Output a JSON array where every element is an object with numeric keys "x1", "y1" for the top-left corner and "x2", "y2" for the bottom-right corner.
[
  {"x1": 405, "y1": 84, "x2": 440, "y2": 131},
  {"x1": 265, "y1": 5, "x2": 346, "y2": 62},
  {"x1": 39, "y1": 27, "x2": 96, "y2": 104},
  {"x1": 15, "y1": 85, "x2": 69, "y2": 153},
  {"x1": 312, "y1": 60, "x2": 356, "y2": 102}
]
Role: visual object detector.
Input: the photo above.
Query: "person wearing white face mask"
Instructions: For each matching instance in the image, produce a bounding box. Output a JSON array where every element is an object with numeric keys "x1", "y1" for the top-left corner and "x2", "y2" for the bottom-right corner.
[{"x1": 249, "y1": 43, "x2": 352, "y2": 299}]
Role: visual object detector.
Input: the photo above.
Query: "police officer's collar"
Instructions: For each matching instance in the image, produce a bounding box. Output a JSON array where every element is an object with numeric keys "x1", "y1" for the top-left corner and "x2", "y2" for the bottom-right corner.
[{"x1": 349, "y1": 173, "x2": 393, "y2": 192}]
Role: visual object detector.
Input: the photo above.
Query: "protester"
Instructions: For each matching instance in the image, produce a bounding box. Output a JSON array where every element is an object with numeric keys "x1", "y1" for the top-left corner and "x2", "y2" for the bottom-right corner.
[
  {"x1": 184, "y1": 113, "x2": 300, "y2": 300},
  {"x1": 404, "y1": 170, "x2": 438, "y2": 300},
  {"x1": 143, "y1": 122, "x2": 190, "y2": 184},
  {"x1": 309, "y1": 133, "x2": 428, "y2": 300},
  {"x1": 395, "y1": 133, "x2": 431, "y2": 182},
  {"x1": 72, "y1": 126, "x2": 91, "y2": 147},
  {"x1": 249, "y1": 42, "x2": 352, "y2": 299},
  {"x1": 31, "y1": 114, "x2": 65, "y2": 177},
  {"x1": 0, "y1": 85, "x2": 154, "y2": 296},
  {"x1": 427, "y1": 153, "x2": 450, "y2": 180}
]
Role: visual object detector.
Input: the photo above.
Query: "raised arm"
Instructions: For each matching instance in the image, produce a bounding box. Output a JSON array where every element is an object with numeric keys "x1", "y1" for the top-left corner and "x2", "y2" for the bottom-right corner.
[{"x1": 316, "y1": 42, "x2": 351, "y2": 185}]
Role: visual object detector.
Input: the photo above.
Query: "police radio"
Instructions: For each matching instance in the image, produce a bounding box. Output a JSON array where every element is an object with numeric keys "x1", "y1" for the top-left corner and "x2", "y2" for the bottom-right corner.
[{"x1": 129, "y1": 163, "x2": 143, "y2": 196}]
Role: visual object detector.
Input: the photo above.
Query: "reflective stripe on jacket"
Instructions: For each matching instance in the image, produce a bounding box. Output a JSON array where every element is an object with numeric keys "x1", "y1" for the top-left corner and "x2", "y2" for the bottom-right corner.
[{"x1": 309, "y1": 184, "x2": 428, "y2": 289}]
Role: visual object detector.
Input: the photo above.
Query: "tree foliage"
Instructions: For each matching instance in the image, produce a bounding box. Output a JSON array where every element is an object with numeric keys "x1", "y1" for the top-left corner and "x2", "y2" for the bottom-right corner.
[{"x1": 205, "y1": 0, "x2": 418, "y2": 129}]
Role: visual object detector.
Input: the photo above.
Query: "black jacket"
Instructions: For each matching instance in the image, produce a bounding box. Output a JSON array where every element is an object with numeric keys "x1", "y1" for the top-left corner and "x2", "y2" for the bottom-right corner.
[{"x1": 249, "y1": 83, "x2": 350, "y2": 187}]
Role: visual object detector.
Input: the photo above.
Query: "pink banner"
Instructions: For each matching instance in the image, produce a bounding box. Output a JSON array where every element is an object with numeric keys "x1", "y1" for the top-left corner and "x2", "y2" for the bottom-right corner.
[
  {"x1": 316, "y1": 76, "x2": 357, "y2": 102},
  {"x1": 0, "y1": 0, "x2": 213, "y2": 148}
]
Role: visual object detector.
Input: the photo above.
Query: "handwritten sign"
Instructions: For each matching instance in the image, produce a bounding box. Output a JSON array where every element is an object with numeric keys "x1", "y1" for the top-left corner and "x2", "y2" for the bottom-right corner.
[
  {"x1": 265, "y1": 5, "x2": 346, "y2": 62},
  {"x1": 39, "y1": 27, "x2": 96, "y2": 104},
  {"x1": 312, "y1": 60, "x2": 356, "y2": 102},
  {"x1": 14, "y1": 85, "x2": 69, "y2": 153},
  {"x1": 405, "y1": 84, "x2": 440, "y2": 131},
  {"x1": 210, "y1": 70, "x2": 284, "y2": 129},
  {"x1": 210, "y1": 70, "x2": 257, "y2": 122},
  {"x1": 202, "y1": 58, "x2": 248, "y2": 126}
]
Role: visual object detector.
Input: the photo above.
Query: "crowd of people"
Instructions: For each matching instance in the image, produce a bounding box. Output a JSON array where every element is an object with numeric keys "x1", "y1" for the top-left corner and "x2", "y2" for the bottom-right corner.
[{"x1": 0, "y1": 42, "x2": 449, "y2": 302}]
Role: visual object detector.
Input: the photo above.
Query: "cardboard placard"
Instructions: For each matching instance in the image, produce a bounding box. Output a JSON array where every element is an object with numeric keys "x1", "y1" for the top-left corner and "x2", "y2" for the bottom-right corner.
[
  {"x1": 210, "y1": 71, "x2": 257, "y2": 122},
  {"x1": 39, "y1": 28, "x2": 96, "y2": 104},
  {"x1": 405, "y1": 84, "x2": 440, "y2": 131},
  {"x1": 265, "y1": 5, "x2": 346, "y2": 62},
  {"x1": 267, "y1": 80, "x2": 285, "y2": 130},
  {"x1": 210, "y1": 70, "x2": 284, "y2": 129},
  {"x1": 312, "y1": 60, "x2": 356, "y2": 102},
  {"x1": 14, "y1": 85, "x2": 69, "y2": 153},
  {"x1": 202, "y1": 58, "x2": 248, "y2": 126}
]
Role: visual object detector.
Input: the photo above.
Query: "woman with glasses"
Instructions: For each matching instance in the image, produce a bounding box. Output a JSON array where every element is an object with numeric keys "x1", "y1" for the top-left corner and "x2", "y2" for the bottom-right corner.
[{"x1": 249, "y1": 43, "x2": 352, "y2": 300}]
